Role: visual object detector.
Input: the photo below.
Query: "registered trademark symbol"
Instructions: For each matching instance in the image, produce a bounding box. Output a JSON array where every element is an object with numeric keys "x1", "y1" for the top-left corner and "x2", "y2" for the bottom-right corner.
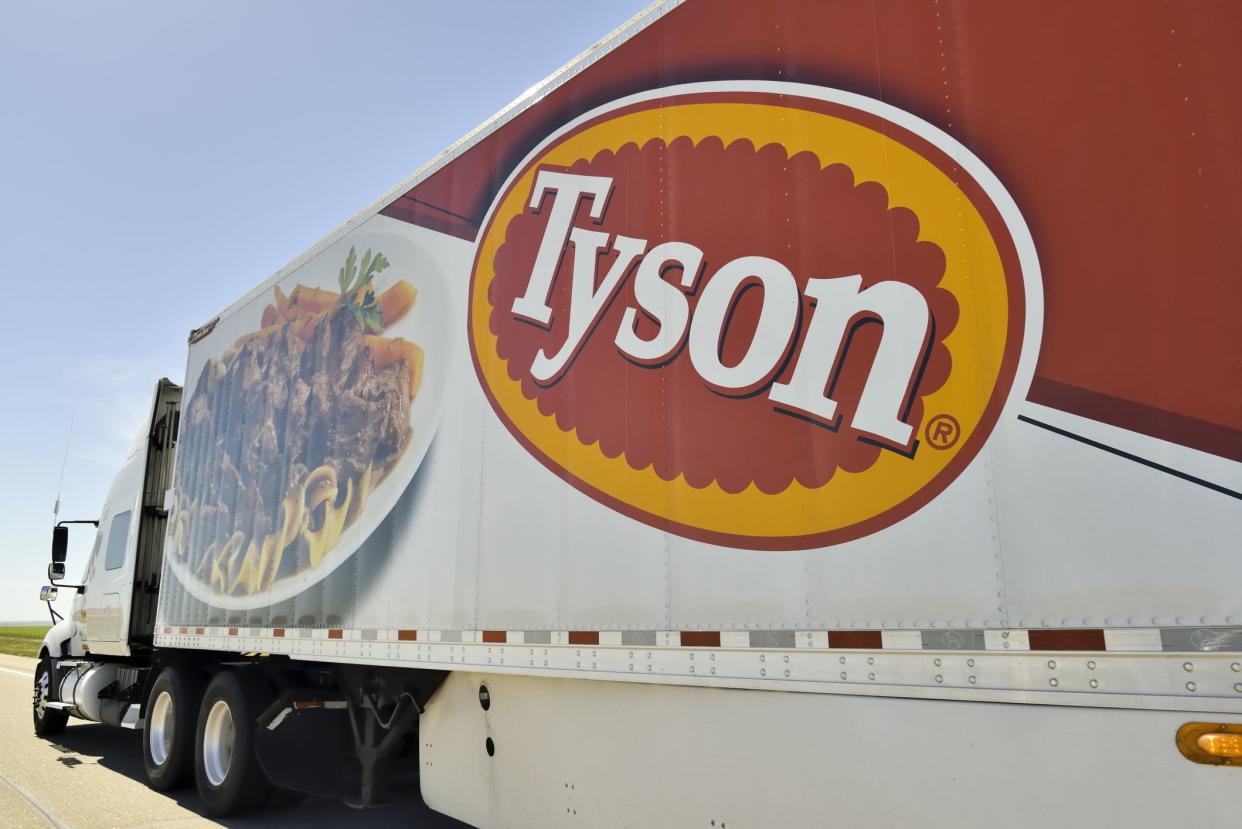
[{"x1": 925, "y1": 414, "x2": 961, "y2": 450}]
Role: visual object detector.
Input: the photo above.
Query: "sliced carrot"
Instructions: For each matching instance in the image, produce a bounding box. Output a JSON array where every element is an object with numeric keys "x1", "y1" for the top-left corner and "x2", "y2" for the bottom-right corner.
[
  {"x1": 274, "y1": 285, "x2": 292, "y2": 316},
  {"x1": 379, "y1": 281, "x2": 418, "y2": 327},
  {"x1": 363, "y1": 335, "x2": 424, "y2": 399},
  {"x1": 233, "y1": 322, "x2": 283, "y2": 350},
  {"x1": 289, "y1": 285, "x2": 339, "y2": 314}
]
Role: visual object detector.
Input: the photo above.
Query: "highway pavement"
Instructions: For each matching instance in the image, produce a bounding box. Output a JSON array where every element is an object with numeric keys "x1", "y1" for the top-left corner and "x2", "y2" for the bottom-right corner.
[{"x1": 0, "y1": 654, "x2": 467, "y2": 828}]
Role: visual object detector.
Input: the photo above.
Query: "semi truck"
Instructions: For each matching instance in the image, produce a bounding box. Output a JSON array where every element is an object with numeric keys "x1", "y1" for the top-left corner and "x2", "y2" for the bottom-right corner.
[{"x1": 31, "y1": 1, "x2": 1242, "y2": 825}]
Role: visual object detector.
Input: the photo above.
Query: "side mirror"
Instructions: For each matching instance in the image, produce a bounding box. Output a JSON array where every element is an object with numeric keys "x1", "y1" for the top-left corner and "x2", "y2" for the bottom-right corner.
[
  {"x1": 39, "y1": 585, "x2": 58, "y2": 602},
  {"x1": 48, "y1": 562, "x2": 66, "y2": 582},
  {"x1": 52, "y1": 526, "x2": 68, "y2": 564}
]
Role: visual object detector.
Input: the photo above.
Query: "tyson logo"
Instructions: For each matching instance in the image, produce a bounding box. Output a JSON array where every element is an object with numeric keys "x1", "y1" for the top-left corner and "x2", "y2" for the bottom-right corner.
[{"x1": 469, "y1": 83, "x2": 1040, "y2": 549}]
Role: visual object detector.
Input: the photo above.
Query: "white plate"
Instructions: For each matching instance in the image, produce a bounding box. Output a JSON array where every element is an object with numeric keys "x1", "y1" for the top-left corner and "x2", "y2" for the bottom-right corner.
[{"x1": 168, "y1": 219, "x2": 447, "y2": 610}]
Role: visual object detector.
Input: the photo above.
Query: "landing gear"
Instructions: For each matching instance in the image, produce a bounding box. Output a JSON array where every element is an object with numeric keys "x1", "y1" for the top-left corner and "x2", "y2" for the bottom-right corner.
[{"x1": 343, "y1": 673, "x2": 423, "y2": 808}]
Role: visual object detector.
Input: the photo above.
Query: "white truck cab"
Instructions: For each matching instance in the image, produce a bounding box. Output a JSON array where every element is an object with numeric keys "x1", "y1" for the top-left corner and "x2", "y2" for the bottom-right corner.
[{"x1": 34, "y1": 380, "x2": 180, "y2": 730}]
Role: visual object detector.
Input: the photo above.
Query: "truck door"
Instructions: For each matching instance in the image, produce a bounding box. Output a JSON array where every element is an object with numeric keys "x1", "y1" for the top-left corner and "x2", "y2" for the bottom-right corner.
[{"x1": 82, "y1": 505, "x2": 136, "y2": 654}]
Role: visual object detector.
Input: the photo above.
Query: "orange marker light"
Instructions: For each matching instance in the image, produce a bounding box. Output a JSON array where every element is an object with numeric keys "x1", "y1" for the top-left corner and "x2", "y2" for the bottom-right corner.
[
  {"x1": 1197, "y1": 733, "x2": 1242, "y2": 759},
  {"x1": 1177, "y1": 723, "x2": 1242, "y2": 766}
]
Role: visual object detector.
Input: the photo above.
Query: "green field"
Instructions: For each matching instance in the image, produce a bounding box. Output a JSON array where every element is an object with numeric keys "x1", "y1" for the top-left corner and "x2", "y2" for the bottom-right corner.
[{"x1": 0, "y1": 625, "x2": 48, "y2": 659}]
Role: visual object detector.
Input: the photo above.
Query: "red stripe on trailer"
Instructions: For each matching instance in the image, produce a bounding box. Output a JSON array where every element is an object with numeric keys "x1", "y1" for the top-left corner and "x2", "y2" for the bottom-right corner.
[
  {"x1": 163, "y1": 627, "x2": 171, "y2": 634},
  {"x1": 482, "y1": 631, "x2": 507, "y2": 643},
  {"x1": 1028, "y1": 629, "x2": 1106, "y2": 651},
  {"x1": 273, "y1": 628, "x2": 285, "y2": 638},
  {"x1": 178, "y1": 627, "x2": 187, "y2": 635},
  {"x1": 680, "y1": 631, "x2": 722, "y2": 648},
  {"x1": 397, "y1": 630, "x2": 418, "y2": 641},
  {"x1": 195, "y1": 627, "x2": 205, "y2": 635},
  {"x1": 227, "y1": 627, "x2": 238, "y2": 636},
  {"x1": 567, "y1": 631, "x2": 599, "y2": 645},
  {"x1": 328, "y1": 629, "x2": 344, "y2": 640},
  {"x1": 828, "y1": 631, "x2": 883, "y2": 649}
]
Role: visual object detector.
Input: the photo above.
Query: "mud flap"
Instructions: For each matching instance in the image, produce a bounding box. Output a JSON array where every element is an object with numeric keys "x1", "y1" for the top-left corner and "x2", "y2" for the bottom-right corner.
[{"x1": 255, "y1": 697, "x2": 354, "y2": 798}]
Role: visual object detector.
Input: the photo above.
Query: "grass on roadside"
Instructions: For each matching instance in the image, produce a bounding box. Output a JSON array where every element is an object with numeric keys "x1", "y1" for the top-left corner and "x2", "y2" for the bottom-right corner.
[{"x1": 0, "y1": 625, "x2": 48, "y2": 659}]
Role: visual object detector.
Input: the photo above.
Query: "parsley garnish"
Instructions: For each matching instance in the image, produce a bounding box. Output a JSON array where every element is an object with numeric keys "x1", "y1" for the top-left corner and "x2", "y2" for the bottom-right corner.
[{"x1": 337, "y1": 245, "x2": 389, "y2": 333}]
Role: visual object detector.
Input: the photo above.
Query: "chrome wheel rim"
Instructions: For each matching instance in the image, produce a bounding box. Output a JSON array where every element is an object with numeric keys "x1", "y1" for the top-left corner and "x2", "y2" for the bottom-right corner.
[
  {"x1": 202, "y1": 699, "x2": 234, "y2": 787},
  {"x1": 34, "y1": 669, "x2": 49, "y2": 719},
  {"x1": 148, "y1": 690, "x2": 174, "y2": 767}
]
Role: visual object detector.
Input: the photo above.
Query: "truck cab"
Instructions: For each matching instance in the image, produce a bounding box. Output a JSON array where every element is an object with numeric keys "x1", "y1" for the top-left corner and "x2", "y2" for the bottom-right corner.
[{"x1": 35, "y1": 379, "x2": 180, "y2": 720}]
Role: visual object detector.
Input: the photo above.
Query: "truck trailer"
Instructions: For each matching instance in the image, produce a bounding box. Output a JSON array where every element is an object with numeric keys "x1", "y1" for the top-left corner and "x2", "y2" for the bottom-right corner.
[{"x1": 32, "y1": 1, "x2": 1242, "y2": 825}]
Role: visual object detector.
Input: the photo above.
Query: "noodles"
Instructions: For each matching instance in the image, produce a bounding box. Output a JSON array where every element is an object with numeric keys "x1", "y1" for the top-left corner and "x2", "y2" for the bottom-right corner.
[{"x1": 183, "y1": 459, "x2": 381, "y2": 595}]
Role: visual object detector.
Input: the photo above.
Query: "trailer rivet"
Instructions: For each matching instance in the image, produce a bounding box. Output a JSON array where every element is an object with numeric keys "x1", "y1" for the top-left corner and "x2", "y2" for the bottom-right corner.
[
  {"x1": 1186, "y1": 681, "x2": 1197, "y2": 692},
  {"x1": 689, "y1": 653, "x2": 695, "y2": 660},
  {"x1": 1234, "y1": 683, "x2": 1242, "y2": 693},
  {"x1": 868, "y1": 672, "x2": 876, "y2": 681},
  {"x1": 759, "y1": 654, "x2": 765, "y2": 662},
  {"x1": 1003, "y1": 642, "x2": 1010, "y2": 649},
  {"x1": 1049, "y1": 678, "x2": 1059, "y2": 687},
  {"x1": 839, "y1": 656, "x2": 847, "y2": 665},
  {"x1": 840, "y1": 672, "x2": 848, "y2": 680},
  {"x1": 934, "y1": 658, "x2": 942, "y2": 667},
  {"x1": 935, "y1": 675, "x2": 943, "y2": 683},
  {"x1": 1047, "y1": 660, "x2": 1057, "y2": 670},
  {"x1": 710, "y1": 654, "x2": 715, "y2": 661},
  {"x1": 711, "y1": 667, "x2": 716, "y2": 675},
  {"x1": 690, "y1": 666, "x2": 695, "y2": 673},
  {"x1": 967, "y1": 658, "x2": 975, "y2": 667},
  {"x1": 1183, "y1": 662, "x2": 1194, "y2": 672},
  {"x1": 1089, "y1": 679, "x2": 1099, "y2": 688},
  {"x1": 783, "y1": 655, "x2": 790, "y2": 663},
  {"x1": 1232, "y1": 663, "x2": 1240, "y2": 672},
  {"x1": 784, "y1": 670, "x2": 791, "y2": 677},
  {"x1": 968, "y1": 676, "x2": 976, "y2": 684},
  {"x1": 1087, "y1": 661, "x2": 1096, "y2": 670},
  {"x1": 867, "y1": 657, "x2": 874, "y2": 665},
  {"x1": 761, "y1": 668, "x2": 767, "y2": 677}
]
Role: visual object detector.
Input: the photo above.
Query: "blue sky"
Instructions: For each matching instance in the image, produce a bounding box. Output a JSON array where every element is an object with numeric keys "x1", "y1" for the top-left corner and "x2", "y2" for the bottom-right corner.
[{"x1": 0, "y1": 1, "x2": 646, "y2": 622}]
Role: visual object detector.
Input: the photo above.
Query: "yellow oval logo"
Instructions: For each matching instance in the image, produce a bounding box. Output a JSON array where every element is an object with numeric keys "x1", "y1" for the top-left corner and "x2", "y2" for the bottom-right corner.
[{"x1": 469, "y1": 83, "x2": 1039, "y2": 549}]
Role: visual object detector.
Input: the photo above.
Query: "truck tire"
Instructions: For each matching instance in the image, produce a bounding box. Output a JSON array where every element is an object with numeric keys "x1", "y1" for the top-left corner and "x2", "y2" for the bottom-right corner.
[
  {"x1": 194, "y1": 669, "x2": 273, "y2": 816},
  {"x1": 32, "y1": 656, "x2": 68, "y2": 737},
  {"x1": 143, "y1": 666, "x2": 205, "y2": 790}
]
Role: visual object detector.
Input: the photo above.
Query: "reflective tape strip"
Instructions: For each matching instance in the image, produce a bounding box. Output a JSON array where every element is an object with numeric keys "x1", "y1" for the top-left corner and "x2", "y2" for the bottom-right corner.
[{"x1": 154, "y1": 625, "x2": 1242, "y2": 653}]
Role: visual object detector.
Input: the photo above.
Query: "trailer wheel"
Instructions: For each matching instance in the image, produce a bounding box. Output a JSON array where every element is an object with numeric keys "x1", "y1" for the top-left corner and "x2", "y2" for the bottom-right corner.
[
  {"x1": 194, "y1": 669, "x2": 273, "y2": 816},
  {"x1": 142, "y1": 666, "x2": 205, "y2": 790},
  {"x1": 32, "y1": 656, "x2": 67, "y2": 737}
]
